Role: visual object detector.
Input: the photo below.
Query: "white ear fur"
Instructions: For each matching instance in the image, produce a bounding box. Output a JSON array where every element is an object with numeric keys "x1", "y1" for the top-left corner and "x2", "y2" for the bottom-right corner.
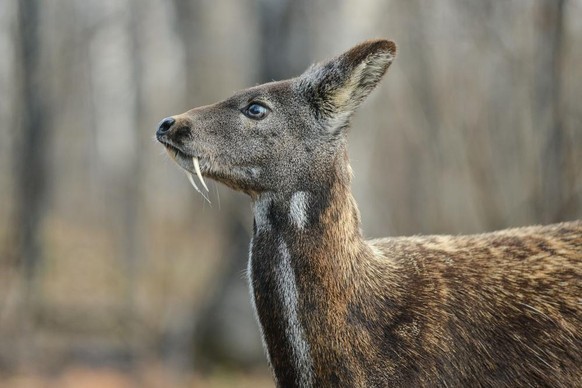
[
  {"x1": 333, "y1": 49, "x2": 395, "y2": 113},
  {"x1": 295, "y1": 39, "x2": 396, "y2": 132}
]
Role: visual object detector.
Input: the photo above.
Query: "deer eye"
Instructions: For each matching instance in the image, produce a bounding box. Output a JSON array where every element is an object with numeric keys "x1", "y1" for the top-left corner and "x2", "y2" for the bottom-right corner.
[{"x1": 242, "y1": 102, "x2": 270, "y2": 120}]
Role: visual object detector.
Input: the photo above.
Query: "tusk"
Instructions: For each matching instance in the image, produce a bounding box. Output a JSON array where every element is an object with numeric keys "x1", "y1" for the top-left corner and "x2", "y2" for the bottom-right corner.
[
  {"x1": 187, "y1": 172, "x2": 201, "y2": 192},
  {"x1": 186, "y1": 172, "x2": 211, "y2": 204},
  {"x1": 192, "y1": 157, "x2": 209, "y2": 192}
]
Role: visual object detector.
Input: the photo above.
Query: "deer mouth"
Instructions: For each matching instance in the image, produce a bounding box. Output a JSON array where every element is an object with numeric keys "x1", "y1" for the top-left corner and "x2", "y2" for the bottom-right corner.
[{"x1": 161, "y1": 142, "x2": 211, "y2": 202}]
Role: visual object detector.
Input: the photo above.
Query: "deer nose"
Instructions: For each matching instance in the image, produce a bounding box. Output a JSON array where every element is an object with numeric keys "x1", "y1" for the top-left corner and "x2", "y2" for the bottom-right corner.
[{"x1": 157, "y1": 117, "x2": 175, "y2": 137}]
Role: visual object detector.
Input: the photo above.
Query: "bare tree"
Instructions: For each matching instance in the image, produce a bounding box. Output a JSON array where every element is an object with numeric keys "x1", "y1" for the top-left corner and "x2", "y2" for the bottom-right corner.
[
  {"x1": 11, "y1": 0, "x2": 51, "y2": 372},
  {"x1": 120, "y1": 0, "x2": 150, "y2": 381},
  {"x1": 534, "y1": 0, "x2": 567, "y2": 222},
  {"x1": 258, "y1": 0, "x2": 311, "y2": 81},
  {"x1": 14, "y1": 0, "x2": 49, "y2": 299}
]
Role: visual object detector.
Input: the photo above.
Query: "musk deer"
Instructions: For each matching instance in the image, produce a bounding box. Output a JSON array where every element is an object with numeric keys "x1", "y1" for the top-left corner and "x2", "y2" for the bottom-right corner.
[{"x1": 156, "y1": 39, "x2": 582, "y2": 387}]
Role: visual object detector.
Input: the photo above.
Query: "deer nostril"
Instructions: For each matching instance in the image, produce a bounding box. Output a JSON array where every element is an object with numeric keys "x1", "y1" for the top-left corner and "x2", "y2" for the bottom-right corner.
[{"x1": 157, "y1": 117, "x2": 175, "y2": 136}]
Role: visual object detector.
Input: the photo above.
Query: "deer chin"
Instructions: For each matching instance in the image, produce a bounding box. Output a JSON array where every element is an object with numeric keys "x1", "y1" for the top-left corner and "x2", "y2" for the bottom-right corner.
[
  {"x1": 204, "y1": 165, "x2": 264, "y2": 197},
  {"x1": 164, "y1": 142, "x2": 261, "y2": 196}
]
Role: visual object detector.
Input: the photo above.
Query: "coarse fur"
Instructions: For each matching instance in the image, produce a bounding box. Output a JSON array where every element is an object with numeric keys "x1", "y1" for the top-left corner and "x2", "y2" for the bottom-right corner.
[{"x1": 157, "y1": 39, "x2": 582, "y2": 387}]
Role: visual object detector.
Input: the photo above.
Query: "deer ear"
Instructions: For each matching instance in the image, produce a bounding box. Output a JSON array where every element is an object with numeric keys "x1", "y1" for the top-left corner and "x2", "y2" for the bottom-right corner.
[{"x1": 297, "y1": 39, "x2": 396, "y2": 132}]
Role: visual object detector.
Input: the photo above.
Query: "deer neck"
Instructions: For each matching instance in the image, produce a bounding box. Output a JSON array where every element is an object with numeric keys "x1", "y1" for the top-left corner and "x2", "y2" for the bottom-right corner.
[
  {"x1": 251, "y1": 148, "x2": 366, "y2": 274},
  {"x1": 248, "y1": 149, "x2": 369, "y2": 386}
]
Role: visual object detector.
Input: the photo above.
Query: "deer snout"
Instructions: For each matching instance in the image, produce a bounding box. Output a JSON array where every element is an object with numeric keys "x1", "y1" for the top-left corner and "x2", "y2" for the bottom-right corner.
[{"x1": 156, "y1": 117, "x2": 175, "y2": 138}]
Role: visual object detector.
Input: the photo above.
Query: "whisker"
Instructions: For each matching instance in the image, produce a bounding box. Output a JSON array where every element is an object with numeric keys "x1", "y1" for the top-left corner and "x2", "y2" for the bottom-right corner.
[{"x1": 215, "y1": 182, "x2": 221, "y2": 210}]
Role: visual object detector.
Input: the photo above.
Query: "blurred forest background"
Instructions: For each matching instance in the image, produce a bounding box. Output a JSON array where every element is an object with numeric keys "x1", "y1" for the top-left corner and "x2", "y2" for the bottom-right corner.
[{"x1": 0, "y1": 0, "x2": 581, "y2": 386}]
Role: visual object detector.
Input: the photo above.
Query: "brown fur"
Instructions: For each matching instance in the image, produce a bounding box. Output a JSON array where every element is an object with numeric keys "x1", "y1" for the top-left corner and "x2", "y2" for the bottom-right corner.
[
  {"x1": 157, "y1": 39, "x2": 582, "y2": 387},
  {"x1": 261, "y1": 151, "x2": 582, "y2": 386}
]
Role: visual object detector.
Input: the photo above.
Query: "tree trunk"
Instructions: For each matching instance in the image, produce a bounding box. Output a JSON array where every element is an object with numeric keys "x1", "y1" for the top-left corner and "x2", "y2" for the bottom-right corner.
[{"x1": 13, "y1": 0, "x2": 51, "y2": 370}]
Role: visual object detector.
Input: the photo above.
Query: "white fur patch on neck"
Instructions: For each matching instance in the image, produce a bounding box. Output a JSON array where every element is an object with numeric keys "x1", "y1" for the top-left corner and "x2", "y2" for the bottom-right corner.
[
  {"x1": 253, "y1": 194, "x2": 273, "y2": 234},
  {"x1": 289, "y1": 191, "x2": 309, "y2": 230},
  {"x1": 277, "y1": 239, "x2": 313, "y2": 387}
]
